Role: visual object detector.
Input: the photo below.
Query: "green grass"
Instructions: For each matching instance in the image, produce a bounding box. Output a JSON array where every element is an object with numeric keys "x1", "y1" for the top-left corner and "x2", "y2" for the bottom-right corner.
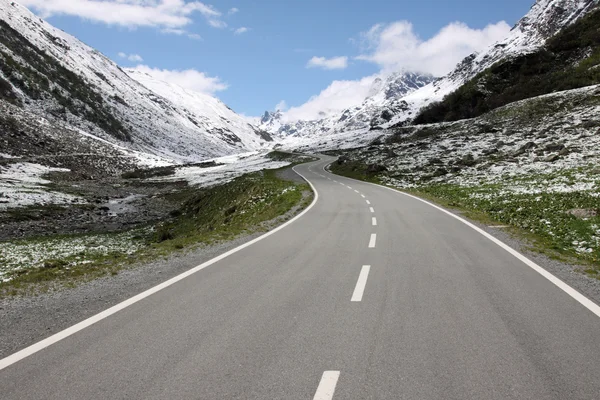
[
  {"x1": 327, "y1": 158, "x2": 384, "y2": 183},
  {"x1": 0, "y1": 166, "x2": 312, "y2": 296}
]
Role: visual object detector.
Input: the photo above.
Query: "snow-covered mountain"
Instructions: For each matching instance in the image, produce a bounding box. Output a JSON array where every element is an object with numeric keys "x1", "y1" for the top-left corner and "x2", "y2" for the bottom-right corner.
[
  {"x1": 0, "y1": 1, "x2": 271, "y2": 163},
  {"x1": 389, "y1": 0, "x2": 600, "y2": 127},
  {"x1": 260, "y1": 72, "x2": 434, "y2": 139},
  {"x1": 262, "y1": 0, "x2": 599, "y2": 144}
]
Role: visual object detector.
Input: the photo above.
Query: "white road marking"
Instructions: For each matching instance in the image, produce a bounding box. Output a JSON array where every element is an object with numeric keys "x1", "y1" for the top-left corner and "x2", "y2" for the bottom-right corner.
[
  {"x1": 0, "y1": 164, "x2": 323, "y2": 372},
  {"x1": 372, "y1": 217, "x2": 377, "y2": 226},
  {"x1": 313, "y1": 371, "x2": 340, "y2": 400},
  {"x1": 366, "y1": 200, "x2": 371, "y2": 205},
  {"x1": 354, "y1": 190, "x2": 360, "y2": 193},
  {"x1": 369, "y1": 233, "x2": 377, "y2": 248},
  {"x1": 361, "y1": 194, "x2": 366, "y2": 198},
  {"x1": 347, "y1": 186, "x2": 353, "y2": 189},
  {"x1": 336, "y1": 168, "x2": 600, "y2": 319},
  {"x1": 351, "y1": 266, "x2": 371, "y2": 302},
  {"x1": 369, "y1": 207, "x2": 375, "y2": 213}
]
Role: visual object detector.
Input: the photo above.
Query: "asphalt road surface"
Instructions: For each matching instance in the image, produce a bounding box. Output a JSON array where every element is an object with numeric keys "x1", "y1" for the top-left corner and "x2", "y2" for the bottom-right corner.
[{"x1": 1, "y1": 156, "x2": 600, "y2": 399}]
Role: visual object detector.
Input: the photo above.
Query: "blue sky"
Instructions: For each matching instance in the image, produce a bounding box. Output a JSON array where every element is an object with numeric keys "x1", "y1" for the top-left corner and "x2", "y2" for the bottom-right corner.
[{"x1": 22, "y1": 0, "x2": 534, "y2": 118}]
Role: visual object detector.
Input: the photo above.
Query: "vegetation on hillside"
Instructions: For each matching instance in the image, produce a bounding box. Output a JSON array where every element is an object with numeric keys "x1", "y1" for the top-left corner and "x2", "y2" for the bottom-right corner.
[
  {"x1": 0, "y1": 21, "x2": 131, "y2": 141},
  {"x1": 0, "y1": 167, "x2": 312, "y2": 296},
  {"x1": 414, "y1": 7, "x2": 600, "y2": 124}
]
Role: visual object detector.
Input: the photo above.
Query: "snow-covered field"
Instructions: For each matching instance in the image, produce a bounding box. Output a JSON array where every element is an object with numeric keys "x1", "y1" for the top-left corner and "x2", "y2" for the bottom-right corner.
[
  {"x1": 151, "y1": 151, "x2": 292, "y2": 187},
  {"x1": 0, "y1": 163, "x2": 84, "y2": 210},
  {"x1": 0, "y1": 229, "x2": 148, "y2": 282}
]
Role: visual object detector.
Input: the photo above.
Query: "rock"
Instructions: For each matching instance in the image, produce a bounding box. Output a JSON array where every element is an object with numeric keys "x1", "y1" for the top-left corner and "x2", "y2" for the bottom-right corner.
[
  {"x1": 567, "y1": 209, "x2": 598, "y2": 219},
  {"x1": 544, "y1": 154, "x2": 560, "y2": 162},
  {"x1": 512, "y1": 141, "x2": 536, "y2": 156},
  {"x1": 433, "y1": 168, "x2": 448, "y2": 177},
  {"x1": 456, "y1": 154, "x2": 477, "y2": 167},
  {"x1": 367, "y1": 164, "x2": 387, "y2": 174},
  {"x1": 544, "y1": 142, "x2": 565, "y2": 152}
]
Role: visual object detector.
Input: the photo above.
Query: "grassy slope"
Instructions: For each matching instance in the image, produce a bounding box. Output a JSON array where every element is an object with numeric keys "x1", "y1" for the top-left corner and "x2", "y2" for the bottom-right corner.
[
  {"x1": 0, "y1": 166, "x2": 312, "y2": 296},
  {"x1": 414, "y1": 7, "x2": 600, "y2": 124}
]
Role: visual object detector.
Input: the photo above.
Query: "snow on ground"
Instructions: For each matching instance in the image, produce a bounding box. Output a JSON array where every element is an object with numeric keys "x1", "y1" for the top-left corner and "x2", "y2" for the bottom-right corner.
[
  {"x1": 0, "y1": 229, "x2": 148, "y2": 281},
  {"x1": 153, "y1": 151, "x2": 291, "y2": 187},
  {"x1": 0, "y1": 153, "x2": 18, "y2": 159},
  {"x1": 279, "y1": 128, "x2": 383, "y2": 154},
  {"x1": 0, "y1": 163, "x2": 85, "y2": 210}
]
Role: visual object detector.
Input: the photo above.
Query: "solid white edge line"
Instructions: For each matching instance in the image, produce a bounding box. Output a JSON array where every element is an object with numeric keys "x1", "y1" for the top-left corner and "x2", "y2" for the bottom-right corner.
[
  {"x1": 326, "y1": 162, "x2": 600, "y2": 319},
  {"x1": 0, "y1": 162, "x2": 323, "y2": 372},
  {"x1": 372, "y1": 217, "x2": 377, "y2": 226},
  {"x1": 351, "y1": 266, "x2": 371, "y2": 302},
  {"x1": 369, "y1": 233, "x2": 377, "y2": 248},
  {"x1": 369, "y1": 207, "x2": 375, "y2": 213},
  {"x1": 313, "y1": 371, "x2": 340, "y2": 400}
]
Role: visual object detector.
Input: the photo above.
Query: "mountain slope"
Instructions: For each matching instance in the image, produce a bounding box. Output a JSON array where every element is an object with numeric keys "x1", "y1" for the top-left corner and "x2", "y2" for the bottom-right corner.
[
  {"x1": 414, "y1": 4, "x2": 600, "y2": 124},
  {"x1": 260, "y1": 71, "x2": 434, "y2": 139},
  {"x1": 0, "y1": 1, "x2": 269, "y2": 163},
  {"x1": 387, "y1": 0, "x2": 600, "y2": 126}
]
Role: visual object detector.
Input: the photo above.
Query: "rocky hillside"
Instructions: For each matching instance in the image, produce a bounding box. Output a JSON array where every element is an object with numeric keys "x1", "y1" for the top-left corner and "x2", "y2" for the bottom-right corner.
[
  {"x1": 0, "y1": 1, "x2": 270, "y2": 163},
  {"x1": 414, "y1": 4, "x2": 600, "y2": 124},
  {"x1": 386, "y1": 0, "x2": 600, "y2": 127}
]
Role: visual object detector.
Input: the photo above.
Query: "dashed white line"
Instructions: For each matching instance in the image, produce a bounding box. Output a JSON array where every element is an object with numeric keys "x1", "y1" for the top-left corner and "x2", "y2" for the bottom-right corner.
[
  {"x1": 347, "y1": 186, "x2": 353, "y2": 189},
  {"x1": 354, "y1": 190, "x2": 360, "y2": 194},
  {"x1": 361, "y1": 194, "x2": 366, "y2": 198},
  {"x1": 313, "y1": 371, "x2": 340, "y2": 400},
  {"x1": 372, "y1": 217, "x2": 377, "y2": 226},
  {"x1": 369, "y1": 233, "x2": 377, "y2": 248},
  {"x1": 369, "y1": 207, "x2": 375, "y2": 213},
  {"x1": 351, "y1": 266, "x2": 371, "y2": 302},
  {"x1": 347, "y1": 169, "x2": 600, "y2": 319},
  {"x1": 366, "y1": 200, "x2": 371, "y2": 205}
]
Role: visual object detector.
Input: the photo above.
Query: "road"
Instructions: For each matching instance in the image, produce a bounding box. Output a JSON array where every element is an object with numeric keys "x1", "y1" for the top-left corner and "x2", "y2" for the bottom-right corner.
[{"x1": 1, "y1": 155, "x2": 600, "y2": 399}]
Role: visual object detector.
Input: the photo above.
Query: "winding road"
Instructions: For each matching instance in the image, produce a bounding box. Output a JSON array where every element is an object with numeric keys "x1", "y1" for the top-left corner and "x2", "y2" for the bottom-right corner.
[{"x1": 1, "y1": 155, "x2": 600, "y2": 399}]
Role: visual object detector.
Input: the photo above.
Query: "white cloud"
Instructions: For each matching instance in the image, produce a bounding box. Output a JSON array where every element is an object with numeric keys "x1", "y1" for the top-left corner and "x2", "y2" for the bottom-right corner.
[
  {"x1": 274, "y1": 100, "x2": 288, "y2": 111},
  {"x1": 130, "y1": 65, "x2": 228, "y2": 95},
  {"x1": 306, "y1": 56, "x2": 348, "y2": 70},
  {"x1": 118, "y1": 52, "x2": 144, "y2": 62},
  {"x1": 161, "y1": 27, "x2": 202, "y2": 40},
  {"x1": 284, "y1": 75, "x2": 378, "y2": 121},
  {"x1": 284, "y1": 19, "x2": 511, "y2": 122},
  {"x1": 234, "y1": 27, "x2": 249, "y2": 35},
  {"x1": 356, "y1": 20, "x2": 511, "y2": 76},
  {"x1": 20, "y1": 0, "x2": 227, "y2": 30},
  {"x1": 208, "y1": 19, "x2": 227, "y2": 28},
  {"x1": 128, "y1": 54, "x2": 144, "y2": 62},
  {"x1": 228, "y1": 7, "x2": 239, "y2": 15}
]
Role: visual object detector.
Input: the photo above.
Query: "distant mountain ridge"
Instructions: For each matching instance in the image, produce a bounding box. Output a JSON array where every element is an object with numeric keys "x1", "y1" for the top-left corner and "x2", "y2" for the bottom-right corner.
[
  {"x1": 0, "y1": 1, "x2": 270, "y2": 163},
  {"x1": 259, "y1": 71, "x2": 435, "y2": 139}
]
